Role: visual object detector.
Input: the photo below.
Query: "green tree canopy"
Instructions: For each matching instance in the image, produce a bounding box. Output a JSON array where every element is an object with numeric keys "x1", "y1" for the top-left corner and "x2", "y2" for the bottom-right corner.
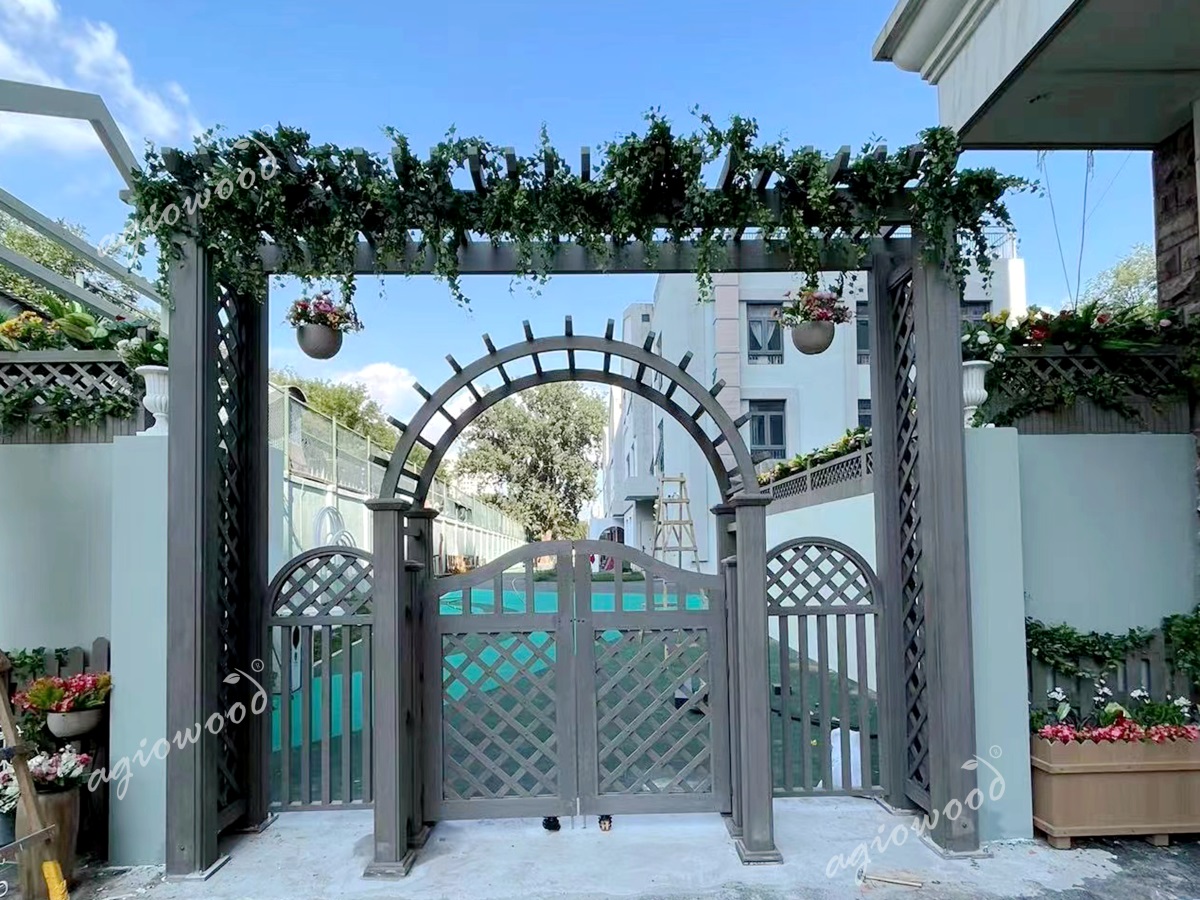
[
  {"x1": 453, "y1": 383, "x2": 606, "y2": 541},
  {"x1": 1080, "y1": 243, "x2": 1157, "y2": 311}
]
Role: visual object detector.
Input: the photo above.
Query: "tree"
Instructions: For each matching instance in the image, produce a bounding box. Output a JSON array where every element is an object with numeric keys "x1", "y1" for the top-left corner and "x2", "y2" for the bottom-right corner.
[
  {"x1": 270, "y1": 368, "x2": 404, "y2": 455},
  {"x1": 1080, "y1": 243, "x2": 1157, "y2": 311},
  {"x1": 453, "y1": 383, "x2": 606, "y2": 541}
]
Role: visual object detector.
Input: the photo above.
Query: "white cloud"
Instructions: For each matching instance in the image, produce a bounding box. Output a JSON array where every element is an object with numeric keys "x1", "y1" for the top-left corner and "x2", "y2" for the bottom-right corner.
[
  {"x1": 336, "y1": 362, "x2": 478, "y2": 447},
  {"x1": 0, "y1": 1, "x2": 200, "y2": 154}
]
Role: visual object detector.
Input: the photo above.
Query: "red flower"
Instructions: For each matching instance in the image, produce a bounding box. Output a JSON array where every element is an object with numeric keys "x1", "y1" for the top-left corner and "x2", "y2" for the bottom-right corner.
[{"x1": 1029, "y1": 326, "x2": 1049, "y2": 341}]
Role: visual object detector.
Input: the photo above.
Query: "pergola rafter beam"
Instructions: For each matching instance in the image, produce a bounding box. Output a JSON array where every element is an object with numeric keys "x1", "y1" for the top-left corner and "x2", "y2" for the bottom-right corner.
[
  {"x1": 468, "y1": 146, "x2": 487, "y2": 193},
  {"x1": 580, "y1": 147, "x2": 591, "y2": 182}
]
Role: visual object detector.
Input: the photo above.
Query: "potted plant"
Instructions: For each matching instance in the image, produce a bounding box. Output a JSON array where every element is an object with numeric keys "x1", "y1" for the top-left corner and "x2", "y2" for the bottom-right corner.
[
  {"x1": 776, "y1": 290, "x2": 851, "y2": 355},
  {"x1": 14, "y1": 673, "x2": 112, "y2": 739},
  {"x1": 286, "y1": 291, "x2": 362, "y2": 359},
  {"x1": 117, "y1": 334, "x2": 169, "y2": 436},
  {"x1": 1030, "y1": 683, "x2": 1199, "y2": 848},
  {"x1": 0, "y1": 758, "x2": 17, "y2": 847},
  {"x1": 960, "y1": 319, "x2": 1008, "y2": 426},
  {"x1": 13, "y1": 747, "x2": 91, "y2": 897}
]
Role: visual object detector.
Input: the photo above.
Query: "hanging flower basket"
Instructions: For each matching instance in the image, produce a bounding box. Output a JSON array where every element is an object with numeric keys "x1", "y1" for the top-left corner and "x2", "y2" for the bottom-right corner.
[
  {"x1": 287, "y1": 291, "x2": 362, "y2": 360},
  {"x1": 46, "y1": 708, "x2": 103, "y2": 738},
  {"x1": 776, "y1": 290, "x2": 850, "y2": 356}
]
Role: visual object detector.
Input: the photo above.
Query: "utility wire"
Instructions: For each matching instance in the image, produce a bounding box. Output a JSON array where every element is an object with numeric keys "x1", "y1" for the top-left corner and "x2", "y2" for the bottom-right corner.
[
  {"x1": 1038, "y1": 150, "x2": 1077, "y2": 306},
  {"x1": 1075, "y1": 150, "x2": 1094, "y2": 305},
  {"x1": 1084, "y1": 151, "x2": 1135, "y2": 224}
]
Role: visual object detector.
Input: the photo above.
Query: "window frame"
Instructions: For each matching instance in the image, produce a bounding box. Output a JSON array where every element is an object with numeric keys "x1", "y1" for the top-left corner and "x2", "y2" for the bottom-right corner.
[
  {"x1": 746, "y1": 304, "x2": 784, "y2": 365},
  {"x1": 748, "y1": 399, "x2": 787, "y2": 460}
]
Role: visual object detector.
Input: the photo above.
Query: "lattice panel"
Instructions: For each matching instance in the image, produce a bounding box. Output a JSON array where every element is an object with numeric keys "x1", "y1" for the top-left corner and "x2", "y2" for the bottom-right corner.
[
  {"x1": 0, "y1": 355, "x2": 137, "y2": 401},
  {"x1": 214, "y1": 288, "x2": 249, "y2": 816},
  {"x1": 988, "y1": 347, "x2": 1186, "y2": 403},
  {"x1": 269, "y1": 550, "x2": 373, "y2": 619},
  {"x1": 891, "y1": 276, "x2": 930, "y2": 802},
  {"x1": 441, "y1": 631, "x2": 560, "y2": 801},
  {"x1": 593, "y1": 629, "x2": 713, "y2": 796},
  {"x1": 766, "y1": 543, "x2": 875, "y2": 613},
  {"x1": 768, "y1": 450, "x2": 874, "y2": 501}
]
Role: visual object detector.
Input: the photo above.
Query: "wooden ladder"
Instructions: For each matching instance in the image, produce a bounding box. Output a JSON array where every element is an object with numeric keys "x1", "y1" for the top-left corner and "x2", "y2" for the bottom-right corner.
[{"x1": 0, "y1": 651, "x2": 70, "y2": 900}]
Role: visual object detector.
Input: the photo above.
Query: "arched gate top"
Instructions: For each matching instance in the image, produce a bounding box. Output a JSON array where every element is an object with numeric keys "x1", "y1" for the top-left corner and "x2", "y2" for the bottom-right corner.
[{"x1": 379, "y1": 318, "x2": 760, "y2": 505}]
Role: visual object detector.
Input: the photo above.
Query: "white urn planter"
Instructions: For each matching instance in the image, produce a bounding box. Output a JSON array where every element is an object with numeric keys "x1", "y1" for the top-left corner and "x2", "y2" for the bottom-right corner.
[
  {"x1": 790, "y1": 321, "x2": 835, "y2": 355},
  {"x1": 962, "y1": 360, "x2": 992, "y2": 426},
  {"x1": 296, "y1": 324, "x2": 343, "y2": 360},
  {"x1": 46, "y1": 708, "x2": 102, "y2": 739},
  {"x1": 135, "y1": 364, "x2": 169, "y2": 436}
]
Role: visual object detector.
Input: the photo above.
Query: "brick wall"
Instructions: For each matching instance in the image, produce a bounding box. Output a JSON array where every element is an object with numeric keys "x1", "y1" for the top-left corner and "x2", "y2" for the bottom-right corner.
[{"x1": 1153, "y1": 120, "x2": 1200, "y2": 318}]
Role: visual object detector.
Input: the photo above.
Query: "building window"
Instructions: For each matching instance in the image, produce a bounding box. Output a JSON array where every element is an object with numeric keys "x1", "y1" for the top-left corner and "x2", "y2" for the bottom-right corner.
[
  {"x1": 641, "y1": 313, "x2": 651, "y2": 322},
  {"x1": 961, "y1": 301, "x2": 990, "y2": 322},
  {"x1": 654, "y1": 419, "x2": 665, "y2": 474},
  {"x1": 856, "y1": 301, "x2": 870, "y2": 364},
  {"x1": 747, "y1": 305, "x2": 783, "y2": 364},
  {"x1": 858, "y1": 399, "x2": 872, "y2": 429},
  {"x1": 748, "y1": 400, "x2": 786, "y2": 459}
]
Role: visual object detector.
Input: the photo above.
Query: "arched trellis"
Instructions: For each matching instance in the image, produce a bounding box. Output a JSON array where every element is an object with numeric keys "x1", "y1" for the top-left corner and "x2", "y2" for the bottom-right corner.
[{"x1": 380, "y1": 317, "x2": 759, "y2": 505}]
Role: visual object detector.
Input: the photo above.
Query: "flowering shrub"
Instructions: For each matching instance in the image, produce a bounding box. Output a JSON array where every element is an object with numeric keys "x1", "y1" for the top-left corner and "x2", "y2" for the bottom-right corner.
[
  {"x1": 0, "y1": 311, "x2": 66, "y2": 351},
  {"x1": 116, "y1": 334, "x2": 168, "y2": 368},
  {"x1": 285, "y1": 291, "x2": 362, "y2": 333},
  {"x1": 961, "y1": 320, "x2": 1008, "y2": 363},
  {"x1": 775, "y1": 290, "x2": 851, "y2": 326},
  {"x1": 25, "y1": 747, "x2": 92, "y2": 792},
  {"x1": 0, "y1": 760, "x2": 18, "y2": 814},
  {"x1": 15, "y1": 672, "x2": 113, "y2": 713},
  {"x1": 1031, "y1": 679, "x2": 1197, "y2": 743}
]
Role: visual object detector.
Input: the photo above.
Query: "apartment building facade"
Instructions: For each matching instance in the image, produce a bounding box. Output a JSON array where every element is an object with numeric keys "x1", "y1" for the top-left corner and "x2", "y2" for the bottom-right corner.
[{"x1": 597, "y1": 237, "x2": 1026, "y2": 572}]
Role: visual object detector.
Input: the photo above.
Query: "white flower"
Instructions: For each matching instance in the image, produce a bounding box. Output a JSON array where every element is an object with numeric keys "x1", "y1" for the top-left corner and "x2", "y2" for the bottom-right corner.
[
  {"x1": 1129, "y1": 688, "x2": 1150, "y2": 702},
  {"x1": 1159, "y1": 319, "x2": 1172, "y2": 328},
  {"x1": 976, "y1": 333, "x2": 991, "y2": 345},
  {"x1": 1173, "y1": 696, "x2": 1192, "y2": 711},
  {"x1": 1047, "y1": 687, "x2": 1067, "y2": 702},
  {"x1": 961, "y1": 334, "x2": 969, "y2": 343}
]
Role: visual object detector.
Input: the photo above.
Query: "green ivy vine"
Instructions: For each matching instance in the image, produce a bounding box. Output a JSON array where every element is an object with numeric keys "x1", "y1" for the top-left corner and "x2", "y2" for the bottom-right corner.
[
  {"x1": 125, "y1": 112, "x2": 1032, "y2": 306},
  {"x1": 1163, "y1": 605, "x2": 1200, "y2": 688},
  {"x1": 0, "y1": 384, "x2": 137, "y2": 434},
  {"x1": 1025, "y1": 617, "x2": 1154, "y2": 680}
]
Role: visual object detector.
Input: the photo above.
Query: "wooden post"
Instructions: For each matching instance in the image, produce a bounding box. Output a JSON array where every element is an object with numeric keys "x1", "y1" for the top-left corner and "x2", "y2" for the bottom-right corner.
[
  {"x1": 165, "y1": 236, "x2": 223, "y2": 877},
  {"x1": 405, "y1": 508, "x2": 438, "y2": 848},
  {"x1": 363, "y1": 499, "x2": 415, "y2": 877},
  {"x1": 731, "y1": 494, "x2": 782, "y2": 864},
  {"x1": 910, "y1": 231, "x2": 979, "y2": 853},
  {"x1": 712, "y1": 504, "x2": 739, "y2": 832}
]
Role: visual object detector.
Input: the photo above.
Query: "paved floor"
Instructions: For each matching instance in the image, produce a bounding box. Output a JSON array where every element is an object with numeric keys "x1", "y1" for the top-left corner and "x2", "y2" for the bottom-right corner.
[{"x1": 69, "y1": 799, "x2": 1199, "y2": 900}]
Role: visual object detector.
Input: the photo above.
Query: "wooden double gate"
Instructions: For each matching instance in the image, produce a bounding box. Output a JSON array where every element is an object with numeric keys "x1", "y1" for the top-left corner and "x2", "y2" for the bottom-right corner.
[{"x1": 428, "y1": 540, "x2": 729, "y2": 819}]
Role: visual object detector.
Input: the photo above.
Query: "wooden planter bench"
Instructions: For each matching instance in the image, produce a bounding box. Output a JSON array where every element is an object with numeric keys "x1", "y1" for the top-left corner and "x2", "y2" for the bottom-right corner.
[{"x1": 1031, "y1": 736, "x2": 1200, "y2": 848}]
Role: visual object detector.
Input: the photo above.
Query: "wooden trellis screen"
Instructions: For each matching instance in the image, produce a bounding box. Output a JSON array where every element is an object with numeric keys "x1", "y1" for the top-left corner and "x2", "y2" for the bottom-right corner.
[{"x1": 0, "y1": 350, "x2": 144, "y2": 444}]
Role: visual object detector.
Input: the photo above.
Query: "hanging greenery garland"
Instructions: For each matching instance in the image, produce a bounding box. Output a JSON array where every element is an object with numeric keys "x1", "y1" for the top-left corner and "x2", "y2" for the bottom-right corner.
[{"x1": 125, "y1": 111, "x2": 1033, "y2": 306}]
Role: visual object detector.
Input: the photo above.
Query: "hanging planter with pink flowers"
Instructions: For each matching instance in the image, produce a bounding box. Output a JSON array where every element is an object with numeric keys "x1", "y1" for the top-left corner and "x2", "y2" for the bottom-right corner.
[
  {"x1": 286, "y1": 291, "x2": 363, "y2": 360},
  {"x1": 776, "y1": 289, "x2": 851, "y2": 355}
]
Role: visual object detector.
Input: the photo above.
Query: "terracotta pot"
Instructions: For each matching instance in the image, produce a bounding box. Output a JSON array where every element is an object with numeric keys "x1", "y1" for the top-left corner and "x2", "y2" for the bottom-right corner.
[
  {"x1": 15, "y1": 788, "x2": 80, "y2": 899},
  {"x1": 296, "y1": 324, "x2": 343, "y2": 360},
  {"x1": 46, "y1": 708, "x2": 102, "y2": 739},
  {"x1": 135, "y1": 364, "x2": 169, "y2": 436},
  {"x1": 1030, "y1": 736, "x2": 1200, "y2": 848},
  {"x1": 790, "y1": 321, "x2": 835, "y2": 355}
]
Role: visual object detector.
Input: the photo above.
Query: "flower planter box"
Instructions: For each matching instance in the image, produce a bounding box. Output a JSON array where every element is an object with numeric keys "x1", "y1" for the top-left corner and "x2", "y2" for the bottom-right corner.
[{"x1": 1030, "y1": 736, "x2": 1200, "y2": 848}]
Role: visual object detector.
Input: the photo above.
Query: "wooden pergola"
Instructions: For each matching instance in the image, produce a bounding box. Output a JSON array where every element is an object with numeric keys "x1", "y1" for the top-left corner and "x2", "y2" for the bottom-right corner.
[{"x1": 163, "y1": 138, "x2": 981, "y2": 876}]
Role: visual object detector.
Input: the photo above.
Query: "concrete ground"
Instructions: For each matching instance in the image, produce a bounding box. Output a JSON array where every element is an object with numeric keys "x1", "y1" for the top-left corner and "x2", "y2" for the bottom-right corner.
[{"x1": 69, "y1": 798, "x2": 1200, "y2": 900}]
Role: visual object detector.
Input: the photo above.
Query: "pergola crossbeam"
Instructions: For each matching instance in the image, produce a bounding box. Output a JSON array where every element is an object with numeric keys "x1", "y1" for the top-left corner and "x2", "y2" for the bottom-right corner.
[
  {"x1": 504, "y1": 148, "x2": 519, "y2": 183},
  {"x1": 826, "y1": 146, "x2": 852, "y2": 183},
  {"x1": 468, "y1": 147, "x2": 487, "y2": 193},
  {"x1": 580, "y1": 147, "x2": 591, "y2": 182}
]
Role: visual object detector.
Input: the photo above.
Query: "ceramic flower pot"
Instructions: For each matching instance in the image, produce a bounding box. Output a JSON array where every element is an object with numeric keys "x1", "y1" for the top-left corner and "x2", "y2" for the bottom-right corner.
[
  {"x1": 962, "y1": 360, "x2": 992, "y2": 427},
  {"x1": 296, "y1": 324, "x2": 343, "y2": 360},
  {"x1": 135, "y1": 364, "x2": 169, "y2": 436},
  {"x1": 791, "y1": 321, "x2": 835, "y2": 355},
  {"x1": 46, "y1": 708, "x2": 102, "y2": 739},
  {"x1": 16, "y1": 788, "x2": 80, "y2": 898}
]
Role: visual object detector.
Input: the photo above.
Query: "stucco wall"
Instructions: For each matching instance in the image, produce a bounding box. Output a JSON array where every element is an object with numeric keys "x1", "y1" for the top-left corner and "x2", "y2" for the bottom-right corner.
[
  {"x1": 0, "y1": 443, "x2": 113, "y2": 649},
  {"x1": 1019, "y1": 434, "x2": 1198, "y2": 631}
]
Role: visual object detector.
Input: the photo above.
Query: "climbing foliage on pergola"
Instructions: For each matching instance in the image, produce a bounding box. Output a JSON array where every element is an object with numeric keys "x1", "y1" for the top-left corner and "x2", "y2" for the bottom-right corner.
[{"x1": 127, "y1": 111, "x2": 1032, "y2": 304}]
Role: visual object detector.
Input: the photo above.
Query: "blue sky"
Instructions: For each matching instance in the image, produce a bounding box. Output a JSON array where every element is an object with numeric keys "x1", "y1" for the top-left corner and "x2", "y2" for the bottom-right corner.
[{"x1": 0, "y1": 0, "x2": 1155, "y2": 424}]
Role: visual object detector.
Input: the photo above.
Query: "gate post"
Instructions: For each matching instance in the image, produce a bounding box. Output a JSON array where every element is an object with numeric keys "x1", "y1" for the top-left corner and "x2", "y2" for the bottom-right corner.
[
  {"x1": 731, "y1": 494, "x2": 781, "y2": 864},
  {"x1": 363, "y1": 499, "x2": 414, "y2": 877},
  {"x1": 405, "y1": 508, "x2": 439, "y2": 848},
  {"x1": 712, "y1": 504, "x2": 739, "y2": 834}
]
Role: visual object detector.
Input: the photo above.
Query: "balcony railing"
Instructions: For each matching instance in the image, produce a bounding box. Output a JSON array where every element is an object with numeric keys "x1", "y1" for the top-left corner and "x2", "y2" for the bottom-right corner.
[{"x1": 765, "y1": 447, "x2": 873, "y2": 511}]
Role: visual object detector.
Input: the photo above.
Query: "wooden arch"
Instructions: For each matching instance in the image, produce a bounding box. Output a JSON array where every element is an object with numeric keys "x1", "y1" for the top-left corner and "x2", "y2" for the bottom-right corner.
[{"x1": 379, "y1": 316, "x2": 760, "y2": 504}]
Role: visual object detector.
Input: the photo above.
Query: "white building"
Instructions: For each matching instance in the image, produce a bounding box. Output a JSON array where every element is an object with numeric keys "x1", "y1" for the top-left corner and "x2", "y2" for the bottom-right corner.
[{"x1": 597, "y1": 236, "x2": 1027, "y2": 572}]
